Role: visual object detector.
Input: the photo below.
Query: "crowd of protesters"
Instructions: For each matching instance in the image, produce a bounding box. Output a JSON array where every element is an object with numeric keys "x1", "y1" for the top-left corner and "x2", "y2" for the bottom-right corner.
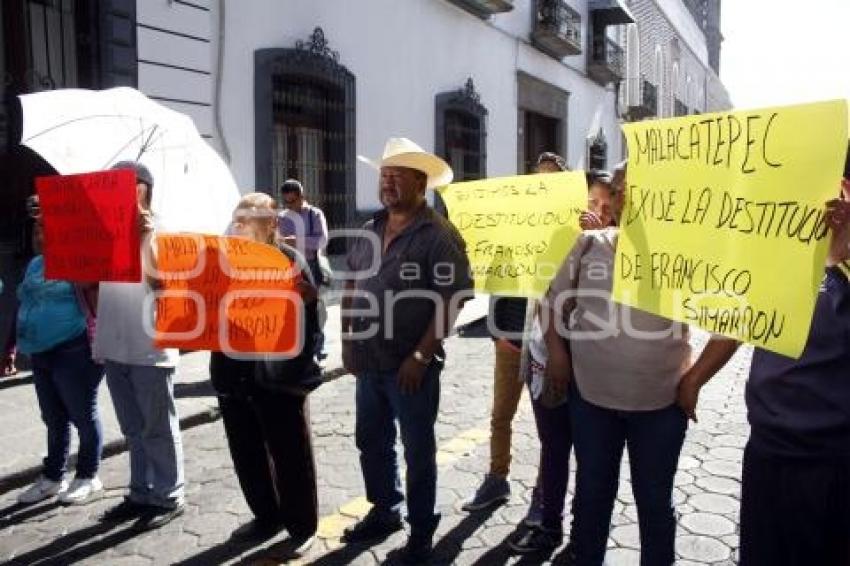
[{"x1": 2, "y1": 137, "x2": 848, "y2": 566}]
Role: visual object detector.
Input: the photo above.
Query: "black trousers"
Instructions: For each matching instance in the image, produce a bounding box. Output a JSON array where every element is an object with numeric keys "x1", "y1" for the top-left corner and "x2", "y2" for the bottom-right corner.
[
  {"x1": 740, "y1": 441, "x2": 850, "y2": 566},
  {"x1": 210, "y1": 353, "x2": 318, "y2": 537}
]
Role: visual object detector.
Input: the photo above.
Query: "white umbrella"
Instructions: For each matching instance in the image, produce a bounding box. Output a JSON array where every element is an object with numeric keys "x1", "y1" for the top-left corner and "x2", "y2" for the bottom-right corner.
[{"x1": 19, "y1": 86, "x2": 240, "y2": 234}]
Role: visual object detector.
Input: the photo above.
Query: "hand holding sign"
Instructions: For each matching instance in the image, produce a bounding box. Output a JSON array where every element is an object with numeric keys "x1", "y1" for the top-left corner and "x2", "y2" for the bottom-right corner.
[
  {"x1": 154, "y1": 234, "x2": 303, "y2": 355},
  {"x1": 825, "y1": 196, "x2": 850, "y2": 267}
]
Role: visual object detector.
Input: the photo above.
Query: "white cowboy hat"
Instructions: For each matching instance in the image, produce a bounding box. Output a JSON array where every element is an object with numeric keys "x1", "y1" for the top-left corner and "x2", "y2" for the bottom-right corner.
[{"x1": 358, "y1": 137, "x2": 453, "y2": 189}]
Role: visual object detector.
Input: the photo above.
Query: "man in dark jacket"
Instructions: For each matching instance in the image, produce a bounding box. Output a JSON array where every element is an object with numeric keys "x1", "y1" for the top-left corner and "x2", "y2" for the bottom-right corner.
[{"x1": 739, "y1": 155, "x2": 850, "y2": 566}]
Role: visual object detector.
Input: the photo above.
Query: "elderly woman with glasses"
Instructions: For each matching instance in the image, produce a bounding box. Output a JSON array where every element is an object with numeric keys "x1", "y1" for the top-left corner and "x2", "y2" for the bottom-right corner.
[{"x1": 209, "y1": 192, "x2": 320, "y2": 555}]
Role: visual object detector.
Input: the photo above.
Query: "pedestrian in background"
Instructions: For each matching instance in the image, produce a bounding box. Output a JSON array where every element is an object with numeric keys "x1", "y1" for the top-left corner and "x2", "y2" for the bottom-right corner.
[{"x1": 277, "y1": 179, "x2": 330, "y2": 362}]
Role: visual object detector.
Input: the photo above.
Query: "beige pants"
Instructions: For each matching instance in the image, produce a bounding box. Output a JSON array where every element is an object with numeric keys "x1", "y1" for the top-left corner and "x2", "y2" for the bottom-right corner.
[{"x1": 489, "y1": 344, "x2": 525, "y2": 477}]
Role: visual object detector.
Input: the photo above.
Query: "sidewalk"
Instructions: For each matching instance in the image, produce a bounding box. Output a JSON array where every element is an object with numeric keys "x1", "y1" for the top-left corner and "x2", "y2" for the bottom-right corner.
[
  {"x1": 0, "y1": 296, "x2": 490, "y2": 494},
  {"x1": 0, "y1": 326, "x2": 752, "y2": 565}
]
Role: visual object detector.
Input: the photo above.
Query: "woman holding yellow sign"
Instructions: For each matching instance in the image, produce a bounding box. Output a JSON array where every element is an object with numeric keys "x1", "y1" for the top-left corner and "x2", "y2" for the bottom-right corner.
[{"x1": 539, "y1": 162, "x2": 738, "y2": 566}]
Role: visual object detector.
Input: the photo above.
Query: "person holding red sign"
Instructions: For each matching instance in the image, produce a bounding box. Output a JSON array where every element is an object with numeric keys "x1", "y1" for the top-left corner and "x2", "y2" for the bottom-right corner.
[
  {"x1": 12, "y1": 204, "x2": 105, "y2": 505},
  {"x1": 94, "y1": 162, "x2": 185, "y2": 531}
]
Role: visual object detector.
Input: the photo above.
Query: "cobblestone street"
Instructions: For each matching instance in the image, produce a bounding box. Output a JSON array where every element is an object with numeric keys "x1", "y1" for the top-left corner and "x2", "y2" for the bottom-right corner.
[{"x1": 0, "y1": 327, "x2": 753, "y2": 565}]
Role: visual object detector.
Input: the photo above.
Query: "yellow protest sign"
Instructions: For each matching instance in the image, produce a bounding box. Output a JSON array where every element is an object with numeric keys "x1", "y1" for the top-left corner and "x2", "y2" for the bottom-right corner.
[
  {"x1": 437, "y1": 171, "x2": 587, "y2": 297},
  {"x1": 613, "y1": 99, "x2": 848, "y2": 357}
]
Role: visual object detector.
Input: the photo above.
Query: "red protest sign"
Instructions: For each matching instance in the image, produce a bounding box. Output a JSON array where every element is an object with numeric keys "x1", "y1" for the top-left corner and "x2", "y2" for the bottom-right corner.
[
  {"x1": 36, "y1": 170, "x2": 140, "y2": 282},
  {"x1": 154, "y1": 234, "x2": 303, "y2": 354}
]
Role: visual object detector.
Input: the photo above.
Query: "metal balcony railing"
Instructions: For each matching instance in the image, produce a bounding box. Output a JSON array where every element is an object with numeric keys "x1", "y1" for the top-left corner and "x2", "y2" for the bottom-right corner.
[
  {"x1": 588, "y1": 34, "x2": 624, "y2": 84},
  {"x1": 625, "y1": 76, "x2": 657, "y2": 120},
  {"x1": 532, "y1": 0, "x2": 582, "y2": 58}
]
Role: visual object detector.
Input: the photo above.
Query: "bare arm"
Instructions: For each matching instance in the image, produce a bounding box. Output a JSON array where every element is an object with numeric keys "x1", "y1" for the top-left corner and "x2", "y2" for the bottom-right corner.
[{"x1": 677, "y1": 337, "x2": 741, "y2": 421}]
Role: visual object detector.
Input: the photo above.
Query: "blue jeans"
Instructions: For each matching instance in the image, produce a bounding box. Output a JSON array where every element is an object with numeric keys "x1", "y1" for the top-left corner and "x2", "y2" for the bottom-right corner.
[
  {"x1": 31, "y1": 333, "x2": 104, "y2": 481},
  {"x1": 105, "y1": 361, "x2": 184, "y2": 508},
  {"x1": 355, "y1": 362, "x2": 441, "y2": 538},
  {"x1": 569, "y1": 384, "x2": 687, "y2": 566}
]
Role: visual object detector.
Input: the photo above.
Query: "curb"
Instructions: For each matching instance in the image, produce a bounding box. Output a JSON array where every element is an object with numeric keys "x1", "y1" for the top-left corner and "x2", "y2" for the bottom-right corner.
[{"x1": 0, "y1": 365, "x2": 348, "y2": 496}]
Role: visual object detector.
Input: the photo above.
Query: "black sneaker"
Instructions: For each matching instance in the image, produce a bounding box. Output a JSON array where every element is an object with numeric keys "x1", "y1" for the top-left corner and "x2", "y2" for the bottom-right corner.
[
  {"x1": 100, "y1": 497, "x2": 150, "y2": 523},
  {"x1": 508, "y1": 525, "x2": 563, "y2": 555},
  {"x1": 399, "y1": 535, "x2": 433, "y2": 565},
  {"x1": 462, "y1": 473, "x2": 511, "y2": 511},
  {"x1": 133, "y1": 503, "x2": 185, "y2": 531},
  {"x1": 341, "y1": 509, "x2": 403, "y2": 543}
]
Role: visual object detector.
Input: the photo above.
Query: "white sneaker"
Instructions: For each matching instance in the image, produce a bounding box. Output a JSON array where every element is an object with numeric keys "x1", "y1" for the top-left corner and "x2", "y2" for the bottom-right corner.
[
  {"x1": 58, "y1": 477, "x2": 103, "y2": 505},
  {"x1": 17, "y1": 476, "x2": 68, "y2": 504}
]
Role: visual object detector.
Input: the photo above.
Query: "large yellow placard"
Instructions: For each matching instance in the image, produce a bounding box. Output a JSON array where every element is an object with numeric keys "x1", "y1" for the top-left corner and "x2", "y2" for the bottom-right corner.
[
  {"x1": 613, "y1": 99, "x2": 848, "y2": 357},
  {"x1": 437, "y1": 171, "x2": 587, "y2": 297}
]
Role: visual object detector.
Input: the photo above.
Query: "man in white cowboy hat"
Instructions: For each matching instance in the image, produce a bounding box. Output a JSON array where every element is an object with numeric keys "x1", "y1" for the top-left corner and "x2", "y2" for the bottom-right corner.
[{"x1": 341, "y1": 138, "x2": 473, "y2": 563}]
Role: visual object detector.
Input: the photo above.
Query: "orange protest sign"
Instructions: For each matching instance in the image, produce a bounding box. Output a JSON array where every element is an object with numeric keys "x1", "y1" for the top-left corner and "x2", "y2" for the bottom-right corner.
[
  {"x1": 36, "y1": 170, "x2": 140, "y2": 282},
  {"x1": 153, "y1": 234, "x2": 303, "y2": 354}
]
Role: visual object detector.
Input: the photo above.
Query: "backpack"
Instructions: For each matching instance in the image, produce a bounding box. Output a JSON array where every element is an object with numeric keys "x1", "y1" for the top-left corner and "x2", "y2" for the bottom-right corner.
[{"x1": 306, "y1": 207, "x2": 332, "y2": 286}]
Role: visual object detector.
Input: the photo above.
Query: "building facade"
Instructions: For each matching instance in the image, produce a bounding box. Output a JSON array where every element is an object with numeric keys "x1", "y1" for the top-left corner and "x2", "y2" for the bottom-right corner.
[{"x1": 0, "y1": 0, "x2": 730, "y2": 345}]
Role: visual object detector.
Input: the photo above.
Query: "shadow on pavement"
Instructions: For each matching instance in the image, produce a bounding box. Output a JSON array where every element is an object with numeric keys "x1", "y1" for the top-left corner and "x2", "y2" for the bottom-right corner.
[
  {"x1": 0, "y1": 500, "x2": 60, "y2": 532},
  {"x1": 173, "y1": 380, "x2": 216, "y2": 399},
  {"x1": 301, "y1": 531, "x2": 401, "y2": 566},
  {"x1": 0, "y1": 374, "x2": 32, "y2": 391},
  {"x1": 169, "y1": 534, "x2": 273, "y2": 566},
  {"x1": 429, "y1": 505, "x2": 498, "y2": 564},
  {"x1": 5, "y1": 521, "x2": 135, "y2": 566},
  {"x1": 467, "y1": 522, "x2": 557, "y2": 566}
]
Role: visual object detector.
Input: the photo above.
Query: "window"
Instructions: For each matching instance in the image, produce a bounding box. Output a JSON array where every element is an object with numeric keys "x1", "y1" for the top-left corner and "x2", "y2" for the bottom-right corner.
[
  {"x1": 1, "y1": 0, "x2": 135, "y2": 358},
  {"x1": 255, "y1": 28, "x2": 356, "y2": 250},
  {"x1": 0, "y1": 0, "x2": 108, "y2": 245},
  {"x1": 517, "y1": 72, "x2": 568, "y2": 173},
  {"x1": 24, "y1": 0, "x2": 80, "y2": 91},
  {"x1": 625, "y1": 23, "x2": 640, "y2": 106},
  {"x1": 435, "y1": 78, "x2": 487, "y2": 183},
  {"x1": 272, "y1": 79, "x2": 340, "y2": 210},
  {"x1": 587, "y1": 128, "x2": 607, "y2": 171},
  {"x1": 525, "y1": 112, "x2": 561, "y2": 173},
  {"x1": 653, "y1": 45, "x2": 665, "y2": 117},
  {"x1": 671, "y1": 62, "x2": 680, "y2": 115}
]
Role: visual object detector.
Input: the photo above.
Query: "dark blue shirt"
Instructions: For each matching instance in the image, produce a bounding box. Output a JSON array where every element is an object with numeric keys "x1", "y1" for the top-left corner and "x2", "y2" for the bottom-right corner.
[
  {"x1": 746, "y1": 266, "x2": 850, "y2": 458},
  {"x1": 346, "y1": 206, "x2": 473, "y2": 372}
]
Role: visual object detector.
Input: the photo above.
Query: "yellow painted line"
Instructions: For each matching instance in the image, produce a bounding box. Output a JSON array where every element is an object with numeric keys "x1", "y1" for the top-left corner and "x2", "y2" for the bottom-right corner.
[{"x1": 316, "y1": 425, "x2": 491, "y2": 540}]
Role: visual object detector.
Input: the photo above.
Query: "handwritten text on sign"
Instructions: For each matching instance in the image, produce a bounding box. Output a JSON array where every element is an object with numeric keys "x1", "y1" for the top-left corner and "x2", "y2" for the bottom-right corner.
[
  {"x1": 36, "y1": 170, "x2": 140, "y2": 282},
  {"x1": 437, "y1": 172, "x2": 588, "y2": 298},
  {"x1": 154, "y1": 235, "x2": 303, "y2": 355},
  {"x1": 613, "y1": 100, "x2": 848, "y2": 357}
]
